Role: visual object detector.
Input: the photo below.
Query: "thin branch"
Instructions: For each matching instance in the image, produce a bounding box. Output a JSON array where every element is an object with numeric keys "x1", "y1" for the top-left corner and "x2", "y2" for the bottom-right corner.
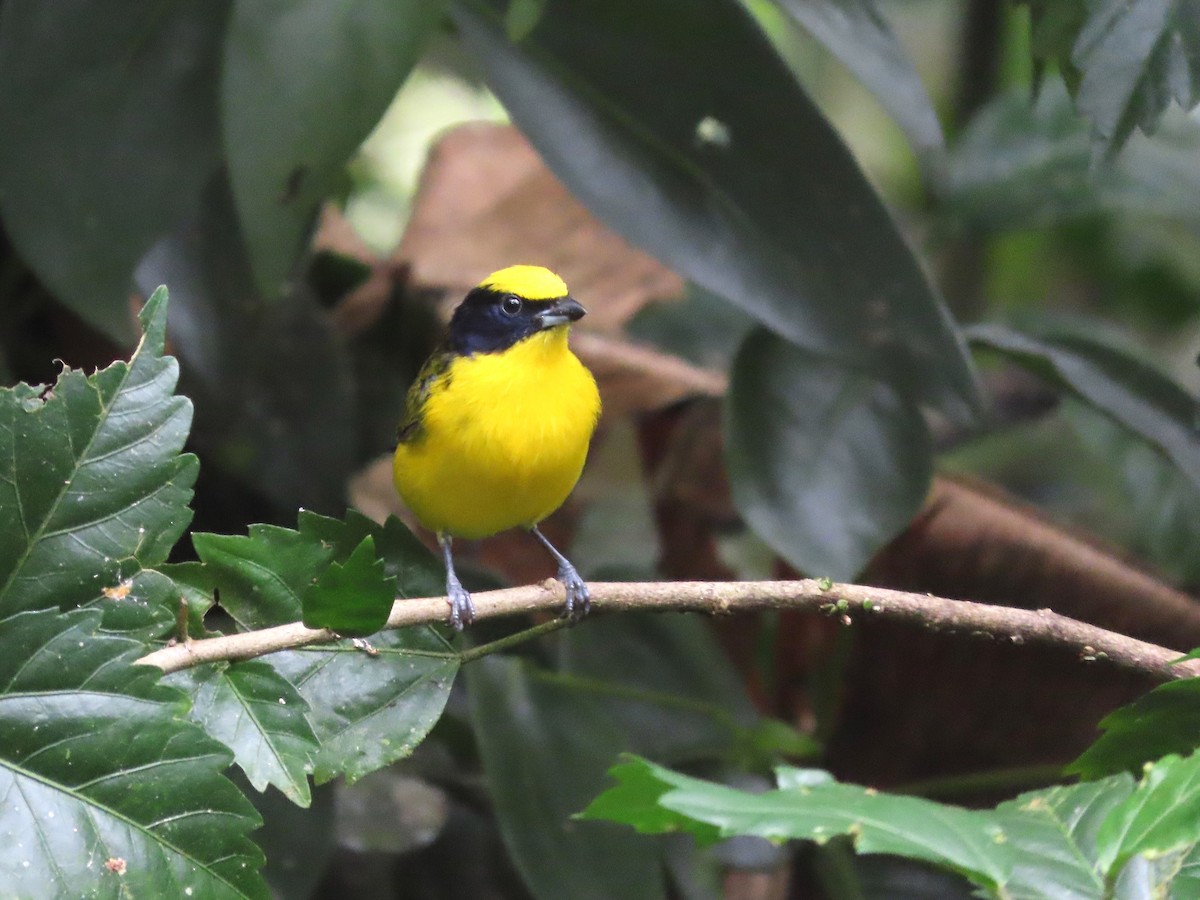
[{"x1": 135, "y1": 579, "x2": 1200, "y2": 681}]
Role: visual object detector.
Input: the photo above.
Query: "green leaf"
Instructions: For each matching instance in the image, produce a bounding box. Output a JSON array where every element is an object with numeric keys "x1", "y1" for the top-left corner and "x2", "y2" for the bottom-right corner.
[
  {"x1": 302, "y1": 535, "x2": 396, "y2": 637},
  {"x1": 1072, "y1": 0, "x2": 1200, "y2": 157},
  {"x1": 0, "y1": 288, "x2": 198, "y2": 626},
  {"x1": 993, "y1": 778, "x2": 1131, "y2": 898},
  {"x1": 451, "y1": 0, "x2": 979, "y2": 422},
  {"x1": 581, "y1": 756, "x2": 1010, "y2": 891},
  {"x1": 725, "y1": 329, "x2": 932, "y2": 581},
  {"x1": 167, "y1": 660, "x2": 320, "y2": 807},
  {"x1": 586, "y1": 754, "x2": 1200, "y2": 897},
  {"x1": 269, "y1": 625, "x2": 458, "y2": 785},
  {"x1": 1097, "y1": 753, "x2": 1200, "y2": 873},
  {"x1": 0, "y1": 2, "x2": 224, "y2": 339},
  {"x1": 193, "y1": 524, "x2": 331, "y2": 630},
  {"x1": 467, "y1": 657, "x2": 667, "y2": 900},
  {"x1": 196, "y1": 510, "x2": 439, "y2": 631},
  {"x1": 776, "y1": 0, "x2": 944, "y2": 158},
  {"x1": 968, "y1": 325, "x2": 1200, "y2": 492},
  {"x1": 1069, "y1": 678, "x2": 1200, "y2": 780},
  {"x1": 0, "y1": 608, "x2": 265, "y2": 899},
  {"x1": 222, "y1": 0, "x2": 443, "y2": 293}
]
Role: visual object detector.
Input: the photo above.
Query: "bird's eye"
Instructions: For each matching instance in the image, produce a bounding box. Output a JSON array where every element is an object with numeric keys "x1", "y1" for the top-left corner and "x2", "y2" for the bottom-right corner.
[{"x1": 501, "y1": 295, "x2": 523, "y2": 316}]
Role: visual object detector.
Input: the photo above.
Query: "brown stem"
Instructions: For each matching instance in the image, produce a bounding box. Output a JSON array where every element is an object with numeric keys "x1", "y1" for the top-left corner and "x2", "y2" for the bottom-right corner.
[{"x1": 135, "y1": 579, "x2": 1200, "y2": 682}]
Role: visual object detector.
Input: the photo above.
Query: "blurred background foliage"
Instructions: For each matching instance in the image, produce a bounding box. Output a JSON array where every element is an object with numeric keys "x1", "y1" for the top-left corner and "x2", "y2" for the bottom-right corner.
[{"x1": 2, "y1": 0, "x2": 1200, "y2": 897}]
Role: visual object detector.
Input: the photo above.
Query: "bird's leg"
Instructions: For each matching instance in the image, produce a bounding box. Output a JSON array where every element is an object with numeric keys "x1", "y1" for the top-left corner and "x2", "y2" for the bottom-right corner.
[
  {"x1": 438, "y1": 533, "x2": 475, "y2": 630},
  {"x1": 528, "y1": 525, "x2": 589, "y2": 619}
]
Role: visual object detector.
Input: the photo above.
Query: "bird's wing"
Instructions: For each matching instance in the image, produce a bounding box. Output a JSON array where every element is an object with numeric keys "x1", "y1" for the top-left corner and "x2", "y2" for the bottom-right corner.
[{"x1": 396, "y1": 349, "x2": 454, "y2": 444}]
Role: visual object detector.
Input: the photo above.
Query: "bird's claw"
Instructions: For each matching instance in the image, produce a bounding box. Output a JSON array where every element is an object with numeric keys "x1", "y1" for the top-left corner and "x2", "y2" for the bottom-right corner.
[
  {"x1": 446, "y1": 574, "x2": 476, "y2": 631},
  {"x1": 557, "y1": 563, "x2": 590, "y2": 621}
]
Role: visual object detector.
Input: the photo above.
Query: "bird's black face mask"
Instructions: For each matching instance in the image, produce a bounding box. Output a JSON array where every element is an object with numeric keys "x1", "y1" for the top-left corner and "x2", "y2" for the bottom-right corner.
[{"x1": 446, "y1": 288, "x2": 586, "y2": 355}]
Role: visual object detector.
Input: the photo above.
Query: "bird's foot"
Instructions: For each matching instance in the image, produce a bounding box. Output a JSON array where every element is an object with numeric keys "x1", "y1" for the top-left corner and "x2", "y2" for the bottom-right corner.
[
  {"x1": 446, "y1": 573, "x2": 476, "y2": 631},
  {"x1": 557, "y1": 562, "x2": 590, "y2": 621}
]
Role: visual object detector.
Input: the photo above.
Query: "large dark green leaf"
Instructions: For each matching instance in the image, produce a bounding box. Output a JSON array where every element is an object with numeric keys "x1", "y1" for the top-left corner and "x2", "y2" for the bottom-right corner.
[
  {"x1": 222, "y1": 0, "x2": 443, "y2": 293},
  {"x1": 0, "y1": 288, "x2": 197, "y2": 624},
  {"x1": 452, "y1": 0, "x2": 979, "y2": 422},
  {"x1": 466, "y1": 656, "x2": 666, "y2": 900},
  {"x1": 968, "y1": 324, "x2": 1200, "y2": 492},
  {"x1": 136, "y1": 174, "x2": 355, "y2": 514},
  {"x1": 168, "y1": 660, "x2": 321, "y2": 807},
  {"x1": 1069, "y1": 678, "x2": 1200, "y2": 779},
  {"x1": 776, "y1": 0, "x2": 944, "y2": 158},
  {"x1": 0, "y1": 608, "x2": 265, "y2": 899},
  {"x1": 726, "y1": 329, "x2": 932, "y2": 581},
  {"x1": 0, "y1": 2, "x2": 225, "y2": 339}
]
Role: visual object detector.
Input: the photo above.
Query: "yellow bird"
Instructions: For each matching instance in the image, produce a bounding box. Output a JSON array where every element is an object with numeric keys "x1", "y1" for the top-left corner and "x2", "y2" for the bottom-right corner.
[{"x1": 393, "y1": 265, "x2": 602, "y2": 629}]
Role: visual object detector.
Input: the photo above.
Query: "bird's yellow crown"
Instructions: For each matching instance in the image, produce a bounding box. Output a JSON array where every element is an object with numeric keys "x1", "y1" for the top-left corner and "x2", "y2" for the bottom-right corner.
[{"x1": 479, "y1": 265, "x2": 568, "y2": 300}]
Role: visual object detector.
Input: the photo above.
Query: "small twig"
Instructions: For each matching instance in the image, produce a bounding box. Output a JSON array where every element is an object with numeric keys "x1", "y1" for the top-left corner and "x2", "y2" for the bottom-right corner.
[{"x1": 135, "y1": 579, "x2": 1200, "y2": 682}]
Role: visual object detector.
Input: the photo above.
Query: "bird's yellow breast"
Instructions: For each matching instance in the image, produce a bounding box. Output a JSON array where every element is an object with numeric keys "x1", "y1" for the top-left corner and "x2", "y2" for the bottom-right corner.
[{"x1": 392, "y1": 328, "x2": 601, "y2": 539}]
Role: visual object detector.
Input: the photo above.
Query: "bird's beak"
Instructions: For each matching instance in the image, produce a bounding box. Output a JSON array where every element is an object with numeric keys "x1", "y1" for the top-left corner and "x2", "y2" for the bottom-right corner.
[{"x1": 537, "y1": 296, "x2": 587, "y2": 329}]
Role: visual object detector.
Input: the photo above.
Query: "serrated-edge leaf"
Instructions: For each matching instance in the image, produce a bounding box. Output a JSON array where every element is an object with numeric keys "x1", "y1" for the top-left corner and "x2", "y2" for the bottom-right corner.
[
  {"x1": 267, "y1": 626, "x2": 458, "y2": 785},
  {"x1": 171, "y1": 660, "x2": 320, "y2": 807},
  {"x1": 301, "y1": 535, "x2": 396, "y2": 636},
  {"x1": 0, "y1": 608, "x2": 266, "y2": 899},
  {"x1": 0, "y1": 287, "x2": 197, "y2": 621}
]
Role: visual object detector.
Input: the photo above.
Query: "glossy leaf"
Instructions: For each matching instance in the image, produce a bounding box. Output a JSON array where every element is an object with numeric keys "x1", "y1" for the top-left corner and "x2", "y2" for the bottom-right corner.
[
  {"x1": 302, "y1": 535, "x2": 396, "y2": 636},
  {"x1": 168, "y1": 660, "x2": 320, "y2": 807},
  {"x1": 968, "y1": 324, "x2": 1200, "y2": 492},
  {"x1": 776, "y1": 0, "x2": 944, "y2": 157},
  {"x1": 193, "y1": 524, "x2": 331, "y2": 630},
  {"x1": 0, "y1": 608, "x2": 265, "y2": 899},
  {"x1": 467, "y1": 656, "x2": 667, "y2": 900},
  {"x1": 726, "y1": 329, "x2": 932, "y2": 581},
  {"x1": 270, "y1": 625, "x2": 458, "y2": 785},
  {"x1": 452, "y1": 0, "x2": 979, "y2": 422},
  {"x1": 222, "y1": 0, "x2": 443, "y2": 293},
  {"x1": 195, "y1": 509, "x2": 439, "y2": 632},
  {"x1": 1069, "y1": 678, "x2": 1200, "y2": 779},
  {"x1": 0, "y1": 288, "x2": 197, "y2": 625},
  {"x1": 0, "y1": 2, "x2": 224, "y2": 338}
]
